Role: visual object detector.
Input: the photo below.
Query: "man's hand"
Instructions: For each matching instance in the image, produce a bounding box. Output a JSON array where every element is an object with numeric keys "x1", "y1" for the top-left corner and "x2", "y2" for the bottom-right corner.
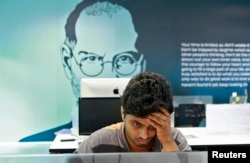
[{"x1": 147, "y1": 107, "x2": 179, "y2": 152}]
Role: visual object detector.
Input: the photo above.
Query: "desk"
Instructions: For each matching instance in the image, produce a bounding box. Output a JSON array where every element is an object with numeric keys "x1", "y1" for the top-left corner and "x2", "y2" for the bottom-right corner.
[
  {"x1": 49, "y1": 127, "x2": 250, "y2": 153},
  {"x1": 178, "y1": 127, "x2": 250, "y2": 150},
  {"x1": 49, "y1": 134, "x2": 87, "y2": 153}
]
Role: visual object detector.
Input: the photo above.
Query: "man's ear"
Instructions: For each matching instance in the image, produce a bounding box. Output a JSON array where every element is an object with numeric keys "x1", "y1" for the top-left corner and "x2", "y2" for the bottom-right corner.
[
  {"x1": 120, "y1": 106, "x2": 125, "y2": 121},
  {"x1": 60, "y1": 44, "x2": 73, "y2": 79}
]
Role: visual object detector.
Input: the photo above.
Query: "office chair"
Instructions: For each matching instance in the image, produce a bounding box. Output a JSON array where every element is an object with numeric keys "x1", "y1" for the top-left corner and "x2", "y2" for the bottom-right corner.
[{"x1": 174, "y1": 104, "x2": 206, "y2": 127}]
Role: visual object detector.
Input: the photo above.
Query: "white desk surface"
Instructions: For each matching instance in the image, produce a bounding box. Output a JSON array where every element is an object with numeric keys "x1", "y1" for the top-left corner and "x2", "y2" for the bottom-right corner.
[
  {"x1": 0, "y1": 142, "x2": 52, "y2": 155},
  {"x1": 49, "y1": 134, "x2": 87, "y2": 152},
  {"x1": 49, "y1": 127, "x2": 250, "y2": 152},
  {"x1": 177, "y1": 127, "x2": 250, "y2": 146}
]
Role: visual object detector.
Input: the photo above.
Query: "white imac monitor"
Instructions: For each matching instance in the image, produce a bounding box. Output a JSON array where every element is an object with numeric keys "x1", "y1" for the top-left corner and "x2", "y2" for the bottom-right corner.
[{"x1": 80, "y1": 78, "x2": 131, "y2": 98}]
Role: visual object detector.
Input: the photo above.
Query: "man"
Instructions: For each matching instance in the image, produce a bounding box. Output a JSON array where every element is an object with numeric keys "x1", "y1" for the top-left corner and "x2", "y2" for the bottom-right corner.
[
  {"x1": 60, "y1": 0, "x2": 147, "y2": 135},
  {"x1": 20, "y1": 0, "x2": 146, "y2": 141},
  {"x1": 75, "y1": 72, "x2": 191, "y2": 153},
  {"x1": 61, "y1": 0, "x2": 146, "y2": 97}
]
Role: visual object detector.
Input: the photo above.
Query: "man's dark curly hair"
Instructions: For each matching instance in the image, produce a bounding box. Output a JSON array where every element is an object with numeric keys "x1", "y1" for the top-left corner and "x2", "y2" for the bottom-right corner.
[{"x1": 121, "y1": 72, "x2": 174, "y2": 117}]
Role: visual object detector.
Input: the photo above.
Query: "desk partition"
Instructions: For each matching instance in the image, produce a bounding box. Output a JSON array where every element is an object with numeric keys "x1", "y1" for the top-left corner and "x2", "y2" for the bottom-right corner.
[
  {"x1": 0, "y1": 142, "x2": 51, "y2": 155},
  {"x1": 0, "y1": 152, "x2": 208, "y2": 163}
]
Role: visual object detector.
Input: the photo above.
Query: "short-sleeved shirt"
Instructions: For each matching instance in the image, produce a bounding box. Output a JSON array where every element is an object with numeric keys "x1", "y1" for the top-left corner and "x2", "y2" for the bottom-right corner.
[{"x1": 75, "y1": 122, "x2": 192, "y2": 153}]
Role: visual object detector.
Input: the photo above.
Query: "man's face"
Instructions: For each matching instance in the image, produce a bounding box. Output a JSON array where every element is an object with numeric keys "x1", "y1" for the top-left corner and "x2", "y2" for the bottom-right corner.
[
  {"x1": 123, "y1": 114, "x2": 157, "y2": 152},
  {"x1": 64, "y1": 5, "x2": 145, "y2": 98}
]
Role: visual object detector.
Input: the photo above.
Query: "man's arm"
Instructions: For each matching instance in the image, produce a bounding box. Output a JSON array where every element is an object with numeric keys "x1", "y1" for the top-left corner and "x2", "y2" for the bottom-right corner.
[{"x1": 147, "y1": 107, "x2": 179, "y2": 152}]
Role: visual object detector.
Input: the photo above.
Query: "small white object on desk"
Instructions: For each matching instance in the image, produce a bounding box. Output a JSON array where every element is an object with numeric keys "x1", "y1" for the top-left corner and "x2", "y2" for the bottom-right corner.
[{"x1": 49, "y1": 134, "x2": 87, "y2": 153}]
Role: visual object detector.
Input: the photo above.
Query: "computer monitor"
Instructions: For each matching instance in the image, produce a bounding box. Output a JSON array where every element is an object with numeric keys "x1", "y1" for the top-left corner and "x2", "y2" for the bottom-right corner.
[
  {"x1": 174, "y1": 104, "x2": 206, "y2": 127},
  {"x1": 79, "y1": 97, "x2": 122, "y2": 135},
  {"x1": 80, "y1": 78, "x2": 131, "y2": 98}
]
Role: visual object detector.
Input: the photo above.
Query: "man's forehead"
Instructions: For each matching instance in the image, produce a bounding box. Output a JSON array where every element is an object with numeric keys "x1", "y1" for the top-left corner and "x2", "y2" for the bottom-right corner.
[
  {"x1": 76, "y1": 4, "x2": 136, "y2": 35},
  {"x1": 74, "y1": 5, "x2": 138, "y2": 55},
  {"x1": 127, "y1": 114, "x2": 149, "y2": 122}
]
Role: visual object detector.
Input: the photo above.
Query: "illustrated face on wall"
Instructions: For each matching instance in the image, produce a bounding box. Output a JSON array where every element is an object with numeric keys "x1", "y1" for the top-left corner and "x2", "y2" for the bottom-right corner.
[{"x1": 61, "y1": 1, "x2": 146, "y2": 98}]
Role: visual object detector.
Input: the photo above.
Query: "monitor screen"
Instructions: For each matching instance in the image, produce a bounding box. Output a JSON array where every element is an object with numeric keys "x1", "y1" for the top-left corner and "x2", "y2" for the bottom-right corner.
[
  {"x1": 79, "y1": 97, "x2": 122, "y2": 135},
  {"x1": 174, "y1": 104, "x2": 206, "y2": 127},
  {"x1": 80, "y1": 78, "x2": 131, "y2": 98}
]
